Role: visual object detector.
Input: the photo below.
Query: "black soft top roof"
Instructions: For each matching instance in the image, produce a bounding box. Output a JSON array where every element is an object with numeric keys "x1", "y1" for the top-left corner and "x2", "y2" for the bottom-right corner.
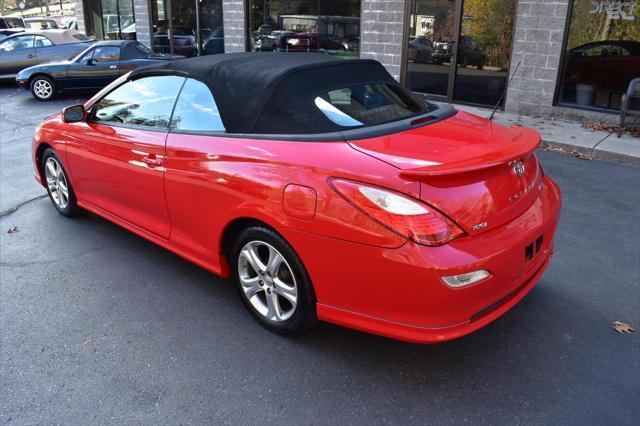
[{"x1": 129, "y1": 52, "x2": 398, "y2": 134}]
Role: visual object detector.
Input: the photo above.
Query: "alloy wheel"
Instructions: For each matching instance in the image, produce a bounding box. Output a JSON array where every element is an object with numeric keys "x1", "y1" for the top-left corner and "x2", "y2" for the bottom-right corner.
[
  {"x1": 44, "y1": 157, "x2": 69, "y2": 209},
  {"x1": 237, "y1": 240, "x2": 298, "y2": 322},
  {"x1": 33, "y1": 79, "x2": 53, "y2": 99}
]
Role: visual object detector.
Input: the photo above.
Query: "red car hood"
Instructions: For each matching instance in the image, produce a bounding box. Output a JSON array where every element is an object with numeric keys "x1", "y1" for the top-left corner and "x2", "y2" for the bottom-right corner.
[{"x1": 348, "y1": 111, "x2": 543, "y2": 235}]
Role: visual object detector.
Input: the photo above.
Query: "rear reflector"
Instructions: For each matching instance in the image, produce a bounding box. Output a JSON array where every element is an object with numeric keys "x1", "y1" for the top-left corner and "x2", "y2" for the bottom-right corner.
[{"x1": 442, "y1": 270, "x2": 490, "y2": 288}]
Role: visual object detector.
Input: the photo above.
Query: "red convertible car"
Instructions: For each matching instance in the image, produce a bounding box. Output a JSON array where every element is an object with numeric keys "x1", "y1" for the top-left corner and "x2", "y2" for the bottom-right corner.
[{"x1": 32, "y1": 53, "x2": 561, "y2": 343}]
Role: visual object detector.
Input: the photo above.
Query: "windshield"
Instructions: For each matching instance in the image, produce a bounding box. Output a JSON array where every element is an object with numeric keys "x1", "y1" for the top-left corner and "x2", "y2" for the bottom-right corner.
[
  {"x1": 315, "y1": 84, "x2": 433, "y2": 128},
  {"x1": 73, "y1": 45, "x2": 94, "y2": 62},
  {"x1": 135, "y1": 43, "x2": 152, "y2": 55},
  {"x1": 0, "y1": 18, "x2": 23, "y2": 29}
]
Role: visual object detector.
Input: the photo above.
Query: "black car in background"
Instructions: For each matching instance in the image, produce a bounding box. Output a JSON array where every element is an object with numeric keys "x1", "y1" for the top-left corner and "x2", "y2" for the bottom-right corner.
[
  {"x1": 433, "y1": 36, "x2": 485, "y2": 69},
  {"x1": 316, "y1": 33, "x2": 345, "y2": 51},
  {"x1": 16, "y1": 40, "x2": 183, "y2": 100}
]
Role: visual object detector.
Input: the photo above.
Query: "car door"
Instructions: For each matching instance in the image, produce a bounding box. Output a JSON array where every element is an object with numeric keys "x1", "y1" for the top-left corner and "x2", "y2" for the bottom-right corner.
[
  {"x1": 0, "y1": 35, "x2": 36, "y2": 77},
  {"x1": 69, "y1": 45, "x2": 121, "y2": 88},
  {"x1": 33, "y1": 34, "x2": 56, "y2": 63},
  {"x1": 65, "y1": 75, "x2": 186, "y2": 239},
  {"x1": 163, "y1": 78, "x2": 228, "y2": 256}
]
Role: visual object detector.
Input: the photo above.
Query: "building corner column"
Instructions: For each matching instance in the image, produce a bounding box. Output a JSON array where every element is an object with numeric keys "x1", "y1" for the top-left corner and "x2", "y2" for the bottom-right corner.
[
  {"x1": 74, "y1": 0, "x2": 86, "y2": 34},
  {"x1": 505, "y1": 0, "x2": 569, "y2": 116},
  {"x1": 360, "y1": 0, "x2": 406, "y2": 81},
  {"x1": 222, "y1": 0, "x2": 246, "y2": 53},
  {"x1": 134, "y1": 0, "x2": 153, "y2": 48}
]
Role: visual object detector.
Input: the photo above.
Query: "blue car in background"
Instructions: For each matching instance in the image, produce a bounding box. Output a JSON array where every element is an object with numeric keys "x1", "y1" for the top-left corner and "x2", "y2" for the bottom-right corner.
[{"x1": 16, "y1": 39, "x2": 184, "y2": 100}]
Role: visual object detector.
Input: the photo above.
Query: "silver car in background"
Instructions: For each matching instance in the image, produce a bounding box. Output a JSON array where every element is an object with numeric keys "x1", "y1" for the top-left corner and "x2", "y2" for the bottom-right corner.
[{"x1": 0, "y1": 29, "x2": 93, "y2": 79}]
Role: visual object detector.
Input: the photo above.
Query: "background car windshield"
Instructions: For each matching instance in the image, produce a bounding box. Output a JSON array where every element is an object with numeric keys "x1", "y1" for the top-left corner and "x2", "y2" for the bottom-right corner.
[
  {"x1": 135, "y1": 43, "x2": 152, "y2": 56},
  {"x1": 92, "y1": 76, "x2": 185, "y2": 128},
  {"x1": 0, "y1": 18, "x2": 23, "y2": 29},
  {"x1": 315, "y1": 84, "x2": 431, "y2": 127},
  {"x1": 93, "y1": 46, "x2": 120, "y2": 62}
]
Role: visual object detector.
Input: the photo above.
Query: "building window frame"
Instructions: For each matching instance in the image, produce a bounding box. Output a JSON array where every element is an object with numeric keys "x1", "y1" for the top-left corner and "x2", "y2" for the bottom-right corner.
[{"x1": 553, "y1": 0, "x2": 639, "y2": 114}]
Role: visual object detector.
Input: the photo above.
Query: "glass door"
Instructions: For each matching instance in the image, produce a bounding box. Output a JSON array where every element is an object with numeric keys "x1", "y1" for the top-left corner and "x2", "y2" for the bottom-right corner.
[
  {"x1": 452, "y1": 0, "x2": 517, "y2": 106},
  {"x1": 404, "y1": 0, "x2": 459, "y2": 100}
]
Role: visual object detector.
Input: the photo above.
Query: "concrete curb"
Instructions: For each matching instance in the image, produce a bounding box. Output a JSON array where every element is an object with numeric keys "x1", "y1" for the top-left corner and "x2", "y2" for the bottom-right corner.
[{"x1": 541, "y1": 140, "x2": 640, "y2": 166}]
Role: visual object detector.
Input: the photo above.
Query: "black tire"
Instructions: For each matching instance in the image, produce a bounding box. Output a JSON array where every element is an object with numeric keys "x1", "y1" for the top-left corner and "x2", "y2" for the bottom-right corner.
[
  {"x1": 477, "y1": 57, "x2": 485, "y2": 70},
  {"x1": 231, "y1": 226, "x2": 317, "y2": 335},
  {"x1": 416, "y1": 51, "x2": 424, "y2": 63},
  {"x1": 30, "y1": 75, "x2": 56, "y2": 101},
  {"x1": 41, "y1": 148, "x2": 83, "y2": 217}
]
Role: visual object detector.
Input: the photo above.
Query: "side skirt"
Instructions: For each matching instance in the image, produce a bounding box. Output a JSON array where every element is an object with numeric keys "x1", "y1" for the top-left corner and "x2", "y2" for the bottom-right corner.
[{"x1": 77, "y1": 199, "x2": 229, "y2": 279}]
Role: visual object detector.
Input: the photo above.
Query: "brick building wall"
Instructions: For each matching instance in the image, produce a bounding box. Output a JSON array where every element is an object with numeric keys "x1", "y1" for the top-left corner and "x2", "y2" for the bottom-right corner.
[
  {"x1": 134, "y1": 0, "x2": 153, "y2": 48},
  {"x1": 222, "y1": 0, "x2": 246, "y2": 53},
  {"x1": 74, "y1": 0, "x2": 85, "y2": 34},
  {"x1": 506, "y1": 1, "x2": 568, "y2": 116},
  {"x1": 360, "y1": 0, "x2": 406, "y2": 80}
]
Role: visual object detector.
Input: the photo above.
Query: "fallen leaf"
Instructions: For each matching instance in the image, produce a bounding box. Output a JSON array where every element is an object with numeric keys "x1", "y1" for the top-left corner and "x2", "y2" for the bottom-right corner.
[
  {"x1": 541, "y1": 143, "x2": 592, "y2": 160},
  {"x1": 7, "y1": 226, "x2": 17, "y2": 234},
  {"x1": 612, "y1": 321, "x2": 635, "y2": 334},
  {"x1": 582, "y1": 121, "x2": 640, "y2": 137}
]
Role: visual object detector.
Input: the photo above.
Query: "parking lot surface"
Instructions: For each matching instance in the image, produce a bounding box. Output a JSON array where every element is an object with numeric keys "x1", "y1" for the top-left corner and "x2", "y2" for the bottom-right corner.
[{"x1": 1, "y1": 84, "x2": 639, "y2": 425}]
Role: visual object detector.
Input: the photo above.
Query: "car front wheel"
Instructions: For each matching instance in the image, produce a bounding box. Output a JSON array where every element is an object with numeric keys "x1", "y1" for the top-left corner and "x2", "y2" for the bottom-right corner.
[
  {"x1": 231, "y1": 226, "x2": 317, "y2": 335},
  {"x1": 41, "y1": 148, "x2": 82, "y2": 216},
  {"x1": 30, "y1": 76, "x2": 56, "y2": 101}
]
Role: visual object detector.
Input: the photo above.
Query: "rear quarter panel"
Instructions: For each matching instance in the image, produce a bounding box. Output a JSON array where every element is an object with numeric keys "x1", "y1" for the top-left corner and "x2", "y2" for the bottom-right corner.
[{"x1": 163, "y1": 134, "x2": 420, "y2": 266}]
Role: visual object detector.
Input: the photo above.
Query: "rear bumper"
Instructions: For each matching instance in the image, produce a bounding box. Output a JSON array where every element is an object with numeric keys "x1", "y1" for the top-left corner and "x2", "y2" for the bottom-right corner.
[{"x1": 280, "y1": 175, "x2": 561, "y2": 343}]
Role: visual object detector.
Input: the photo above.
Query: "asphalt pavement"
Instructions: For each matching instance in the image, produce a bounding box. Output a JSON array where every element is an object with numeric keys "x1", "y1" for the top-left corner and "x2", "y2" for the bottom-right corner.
[{"x1": 1, "y1": 83, "x2": 639, "y2": 425}]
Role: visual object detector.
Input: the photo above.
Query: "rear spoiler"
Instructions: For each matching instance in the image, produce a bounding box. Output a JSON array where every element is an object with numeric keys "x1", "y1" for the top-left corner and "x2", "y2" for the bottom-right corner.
[{"x1": 399, "y1": 127, "x2": 540, "y2": 178}]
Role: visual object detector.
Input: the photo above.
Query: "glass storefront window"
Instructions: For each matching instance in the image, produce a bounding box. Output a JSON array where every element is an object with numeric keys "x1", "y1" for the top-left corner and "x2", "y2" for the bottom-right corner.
[
  {"x1": 246, "y1": 0, "x2": 360, "y2": 57},
  {"x1": 151, "y1": 0, "x2": 224, "y2": 56},
  {"x1": 453, "y1": 0, "x2": 517, "y2": 106},
  {"x1": 405, "y1": 0, "x2": 517, "y2": 107},
  {"x1": 557, "y1": 1, "x2": 640, "y2": 110},
  {"x1": 406, "y1": 0, "x2": 456, "y2": 97},
  {"x1": 84, "y1": 0, "x2": 136, "y2": 40}
]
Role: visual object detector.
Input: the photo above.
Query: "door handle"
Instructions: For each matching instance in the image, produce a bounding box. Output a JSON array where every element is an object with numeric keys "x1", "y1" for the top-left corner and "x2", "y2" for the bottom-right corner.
[
  {"x1": 27, "y1": 53, "x2": 34, "y2": 58},
  {"x1": 142, "y1": 155, "x2": 163, "y2": 168},
  {"x1": 109, "y1": 65, "x2": 117, "y2": 69}
]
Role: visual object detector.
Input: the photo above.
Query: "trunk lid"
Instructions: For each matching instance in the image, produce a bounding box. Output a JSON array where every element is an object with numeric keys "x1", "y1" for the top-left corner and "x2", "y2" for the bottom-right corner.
[{"x1": 347, "y1": 111, "x2": 543, "y2": 235}]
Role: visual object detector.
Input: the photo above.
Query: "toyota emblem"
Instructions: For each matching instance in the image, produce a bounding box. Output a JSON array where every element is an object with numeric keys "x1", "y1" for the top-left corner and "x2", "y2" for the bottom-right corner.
[{"x1": 511, "y1": 160, "x2": 525, "y2": 177}]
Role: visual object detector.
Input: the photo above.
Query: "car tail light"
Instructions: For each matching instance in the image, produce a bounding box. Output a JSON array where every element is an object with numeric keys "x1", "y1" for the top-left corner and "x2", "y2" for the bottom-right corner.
[{"x1": 329, "y1": 179, "x2": 465, "y2": 246}]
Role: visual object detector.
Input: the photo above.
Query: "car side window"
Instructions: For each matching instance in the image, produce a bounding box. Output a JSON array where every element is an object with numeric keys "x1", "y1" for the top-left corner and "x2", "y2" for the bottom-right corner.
[
  {"x1": 34, "y1": 36, "x2": 53, "y2": 48},
  {"x1": 171, "y1": 79, "x2": 225, "y2": 132},
  {"x1": 93, "y1": 46, "x2": 120, "y2": 63},
  {"x1": 91, "y1": 76, "x2": 185, "y2": 129},
  {"x1": 0, "y1": 35, "x2": 35, "y2": 51}
]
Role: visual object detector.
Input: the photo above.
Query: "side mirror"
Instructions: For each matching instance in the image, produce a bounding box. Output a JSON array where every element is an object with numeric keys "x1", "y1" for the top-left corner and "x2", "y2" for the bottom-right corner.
[
  {"x1": 86, "y1": 58, "x2": 94, "y2": 65},
  {"x1": 62, "y1": 104, "x2": 86, "y2": 123}
]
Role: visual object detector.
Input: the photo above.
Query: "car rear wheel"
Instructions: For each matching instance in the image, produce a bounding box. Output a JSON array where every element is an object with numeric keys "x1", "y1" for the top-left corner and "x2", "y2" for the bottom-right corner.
[
  {"x1": 231, "y1": 226, "x2": 317, "y2": 335},
  {"x1": 30, "y1": 76, "x2": 56, "y2": 101},
  {"x1": 41, "y1": 148, "x2": 82, "y2": 217}
]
